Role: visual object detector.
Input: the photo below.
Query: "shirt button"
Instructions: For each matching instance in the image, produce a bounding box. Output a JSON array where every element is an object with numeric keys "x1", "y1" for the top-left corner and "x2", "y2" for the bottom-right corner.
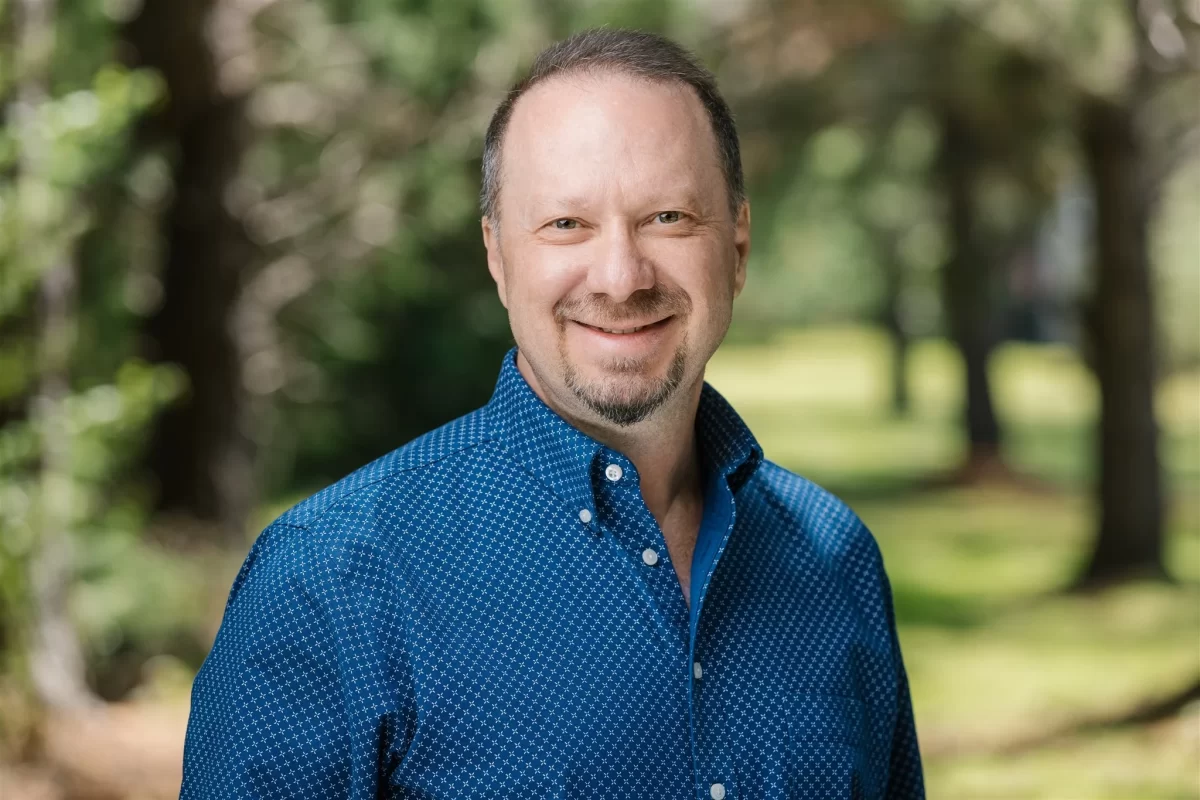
[
  {"x1": 641, "y1": 548, "x2": 659, "y2": 566},
  {"x1": 578, "y1": 508, "x2": 593, "y2": 524},
  {"x1": 710, "y1": 783, "x2": 726, "y2": 800},
  {"x1": 604, "y1": 463, "x2": 624, "y2": 481},
  {"x1": 693, "y1": 661, "x2": 703, "y2": 680}
]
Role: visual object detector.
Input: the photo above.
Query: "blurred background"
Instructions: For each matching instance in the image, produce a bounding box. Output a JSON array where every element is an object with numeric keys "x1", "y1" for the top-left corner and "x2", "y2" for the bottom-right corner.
[{"x1": 0, "y1": 0, "x2": 1197, "y2": 797}]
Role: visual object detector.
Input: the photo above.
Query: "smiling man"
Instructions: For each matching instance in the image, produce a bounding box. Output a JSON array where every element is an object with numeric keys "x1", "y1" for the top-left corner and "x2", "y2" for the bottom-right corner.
[{"x1": 181, "y1": 28, "x2": 924, "y2": 799}]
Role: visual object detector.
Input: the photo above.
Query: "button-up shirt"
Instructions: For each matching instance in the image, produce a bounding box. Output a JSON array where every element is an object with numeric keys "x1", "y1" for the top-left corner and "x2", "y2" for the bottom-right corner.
[{"x1": 181, "y1": 347, "x2": 925, "y2": 798}]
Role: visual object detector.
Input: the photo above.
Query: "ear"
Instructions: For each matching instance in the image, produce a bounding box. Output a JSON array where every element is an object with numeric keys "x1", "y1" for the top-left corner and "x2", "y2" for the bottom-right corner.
[
  {"x1": 732, "y1": 200, "x2": 751, "y2": 298},
  {"x1": 482, "y1": 216, "x2": 508, "y2": 309}
]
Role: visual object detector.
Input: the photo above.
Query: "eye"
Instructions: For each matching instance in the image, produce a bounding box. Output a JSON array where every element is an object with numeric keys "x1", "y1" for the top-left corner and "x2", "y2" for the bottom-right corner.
[
  {"x1": 553, "y1": 219, "x2": 578, "y2": 230},
  {"x1": 655, "y1": 211, "x2": 682, "y2": 224}
]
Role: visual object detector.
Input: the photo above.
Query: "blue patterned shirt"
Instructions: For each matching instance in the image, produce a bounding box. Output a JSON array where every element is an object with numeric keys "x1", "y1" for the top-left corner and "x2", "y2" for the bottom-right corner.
[{"x1": 181, "y1": 347, "x2": 924, "y2": 798}]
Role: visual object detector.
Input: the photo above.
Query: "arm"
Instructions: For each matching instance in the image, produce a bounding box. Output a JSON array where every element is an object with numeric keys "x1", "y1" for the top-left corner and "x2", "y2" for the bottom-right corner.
[
  {"x1": 180, "y1": 522, "x2": 392, "y2": 799},
  {"x1": 885, "y1": 657, "x2": 925, "y2": 798},
  {"x1": 879, "y1": 564, "x2": 925, "y2": 799}
]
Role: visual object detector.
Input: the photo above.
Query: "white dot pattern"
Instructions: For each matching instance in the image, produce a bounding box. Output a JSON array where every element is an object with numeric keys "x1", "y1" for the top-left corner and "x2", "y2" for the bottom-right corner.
[{"x1": 181, "y1": 347, "x2": 925, "y2": 798}]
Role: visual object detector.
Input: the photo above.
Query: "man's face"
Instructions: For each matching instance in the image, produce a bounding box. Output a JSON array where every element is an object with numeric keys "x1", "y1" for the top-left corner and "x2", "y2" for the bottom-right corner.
[{"x1": 483, "y1": 72, "x2": 750, "y2": 427}]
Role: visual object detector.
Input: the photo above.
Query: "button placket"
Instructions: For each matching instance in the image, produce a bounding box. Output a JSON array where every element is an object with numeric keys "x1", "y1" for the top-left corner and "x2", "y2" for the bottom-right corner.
[
  {"x1": 691, "y1": 622, "x2": 735, "y2": 800},
  {"x1": 594, "y1": 449, "x2": 689, "y2": 635}
]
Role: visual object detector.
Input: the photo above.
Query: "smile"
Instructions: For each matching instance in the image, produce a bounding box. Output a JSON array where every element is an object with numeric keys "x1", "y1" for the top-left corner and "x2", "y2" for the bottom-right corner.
[{"x1": 576, "y1": 317, "x2": 672, "y2": 335}]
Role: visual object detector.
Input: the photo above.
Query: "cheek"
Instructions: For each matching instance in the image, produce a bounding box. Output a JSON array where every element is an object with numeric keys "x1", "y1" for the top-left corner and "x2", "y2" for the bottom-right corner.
[
  {"x1": 506, "y1": 248, "x2": 584, "y2": 325},
  {"x1": 652, "y1": 244, "x2": 735, "y2": 314}
]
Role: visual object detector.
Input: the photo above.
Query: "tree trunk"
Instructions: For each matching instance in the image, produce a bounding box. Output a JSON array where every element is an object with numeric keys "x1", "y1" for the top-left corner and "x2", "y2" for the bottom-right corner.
[
  {"x1": 1075, "y1": 96, "x2": 1166, "y2": 586},
  {"x1": 938, "y1": 109, "x2": 1004, "y2": 467},
  {"x1": 881, "y1": 247, "x2": 910, "y2": 416},
  {"x1": 29, "y1": 261, "x2": 95, "y2": 711},
  {"x1": 124, "y1": 0, "x2": 255, "y2": 541},
  {"x1": 16, "y1": 0, "x2": 96, "y2": 711}
]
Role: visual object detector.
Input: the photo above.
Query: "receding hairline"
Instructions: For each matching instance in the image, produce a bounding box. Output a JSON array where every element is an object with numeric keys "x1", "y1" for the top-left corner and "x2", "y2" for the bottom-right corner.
[
  {"x1": 481, "y1": 29, "x2": 745, "y2": 224},
  {"x1": 486, "y1": 66, "x2": 733, "y2": 224}
]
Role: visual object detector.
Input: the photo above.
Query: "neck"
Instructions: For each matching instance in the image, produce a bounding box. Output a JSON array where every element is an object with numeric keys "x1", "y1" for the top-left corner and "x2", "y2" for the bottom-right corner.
[{"x1": 516, "y1": 350, "x2": 706, "y2": 523}]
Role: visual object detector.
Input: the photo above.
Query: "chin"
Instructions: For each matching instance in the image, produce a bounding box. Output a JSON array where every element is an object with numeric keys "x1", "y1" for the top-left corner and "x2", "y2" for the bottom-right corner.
[
  {"x1": 562, "y1": 345, "x2": 688, "y2": 424},
  {"x1": 588, "y1": 372, "x2": 665, "y2": 399},
  {"x1": 568, "y1": 347, "x2": 679, "y2": 384}
]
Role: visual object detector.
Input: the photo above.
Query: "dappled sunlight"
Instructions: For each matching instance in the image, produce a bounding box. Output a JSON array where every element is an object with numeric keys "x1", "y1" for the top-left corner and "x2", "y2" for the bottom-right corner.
[{"x1": 929, "y1": 712, "x2": 1198, "y2": 798}]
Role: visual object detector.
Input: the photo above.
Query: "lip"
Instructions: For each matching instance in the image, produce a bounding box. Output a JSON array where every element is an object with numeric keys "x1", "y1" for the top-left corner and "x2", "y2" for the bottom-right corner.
[
  {"x1": 568, "y1": 315, "x2": 675, "y2": 351},
  {"x1": 573, "y1": 316, "x2": 673, "y2": 335}
]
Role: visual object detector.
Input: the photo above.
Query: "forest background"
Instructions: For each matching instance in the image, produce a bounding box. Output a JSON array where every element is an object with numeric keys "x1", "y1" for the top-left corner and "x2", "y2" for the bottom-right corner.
[{"x1": 0, "y1": 0, "x2": 1198, "y2": 797}]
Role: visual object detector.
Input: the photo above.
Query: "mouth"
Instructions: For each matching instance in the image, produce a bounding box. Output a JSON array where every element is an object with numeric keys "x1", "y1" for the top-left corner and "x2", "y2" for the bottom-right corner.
[{"x1": 575, "y1": 316, "x2": 673, "y2": 335}]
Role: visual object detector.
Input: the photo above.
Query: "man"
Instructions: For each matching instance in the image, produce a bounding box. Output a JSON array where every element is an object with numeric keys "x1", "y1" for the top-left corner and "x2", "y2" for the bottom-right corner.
[{"x1": 181, "y1": 28, "x2": 924, "y2": 799}]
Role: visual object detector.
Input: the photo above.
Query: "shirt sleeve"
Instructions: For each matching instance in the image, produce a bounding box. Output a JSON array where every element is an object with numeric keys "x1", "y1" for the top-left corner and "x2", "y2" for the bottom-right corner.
[
  {"x1": 880, "y1": 563, "x2": 926, "y2": 799},
  {"x1": 180, "y1": 521, "x2": 395, "y2": 799}
]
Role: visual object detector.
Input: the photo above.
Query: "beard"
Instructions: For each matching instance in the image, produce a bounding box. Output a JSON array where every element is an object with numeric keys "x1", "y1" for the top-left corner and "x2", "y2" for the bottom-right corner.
[
  {"x1": 563, "y1": 344, "x2": 688, "y2": 426},
  {"x1": 555, "y1": 284, "x2": 692, "y2": 427}
]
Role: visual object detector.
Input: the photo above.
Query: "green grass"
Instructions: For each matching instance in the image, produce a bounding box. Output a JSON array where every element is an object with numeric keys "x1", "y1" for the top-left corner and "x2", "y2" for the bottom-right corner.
[{"x1": 709, "y1": 327, "x2": 1200, "y2": 800}]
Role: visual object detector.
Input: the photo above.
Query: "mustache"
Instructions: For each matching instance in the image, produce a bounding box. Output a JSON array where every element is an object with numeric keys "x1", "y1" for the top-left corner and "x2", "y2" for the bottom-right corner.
[{"x1": 554, "y1": 285, "x2": 692, "y2": 327}]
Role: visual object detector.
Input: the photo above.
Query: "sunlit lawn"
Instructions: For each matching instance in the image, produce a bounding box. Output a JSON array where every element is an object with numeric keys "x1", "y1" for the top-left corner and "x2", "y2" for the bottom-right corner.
[{"x1": 709, "y1": 326, "x2": 1200, "y2": 800}]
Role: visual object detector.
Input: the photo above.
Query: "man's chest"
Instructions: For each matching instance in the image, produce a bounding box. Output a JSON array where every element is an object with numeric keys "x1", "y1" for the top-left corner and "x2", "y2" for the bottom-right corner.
[{"x1": 380, "y1": 499, "x2": 898, "y2": 798}]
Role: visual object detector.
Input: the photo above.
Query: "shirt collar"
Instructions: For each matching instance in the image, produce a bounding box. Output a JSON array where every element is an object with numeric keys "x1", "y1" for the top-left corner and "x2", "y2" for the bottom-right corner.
[{"x1": 485, "y1": 347, "x2": 763, "y2": 510}]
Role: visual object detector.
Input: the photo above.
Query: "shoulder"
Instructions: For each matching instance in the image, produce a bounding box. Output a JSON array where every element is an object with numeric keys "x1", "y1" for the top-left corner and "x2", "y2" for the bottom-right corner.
[
  {"x1": 747, "y1": 459, "x2": 885, "y2": 572},
  {"x1": 265, "y1": 405, "x2": 499, "y2": 544},
  {"x1": 746, "y1": 460, "x2": 899, "y2": 639},
  {"x1": 226, "y1": 407, "x2": 501, "y2": 611}
]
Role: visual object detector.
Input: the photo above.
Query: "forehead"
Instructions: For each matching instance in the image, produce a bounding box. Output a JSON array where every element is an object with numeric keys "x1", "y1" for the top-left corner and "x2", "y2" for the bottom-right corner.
[{"x1": 499, "y1": 71, "x2": 724, "y2": 215}]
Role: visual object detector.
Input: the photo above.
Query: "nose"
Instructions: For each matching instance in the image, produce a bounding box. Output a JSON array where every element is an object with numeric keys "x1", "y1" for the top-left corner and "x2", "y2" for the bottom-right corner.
[{"x1": 585, "y1": 224, "x2": 655, "y2": 303}]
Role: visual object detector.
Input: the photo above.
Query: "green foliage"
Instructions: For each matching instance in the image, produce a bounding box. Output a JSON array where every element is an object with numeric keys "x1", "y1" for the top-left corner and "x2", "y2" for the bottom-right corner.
[
  {"x1": 737, "y1": 110, "x2": 946, "y2": 334},
  {"x1": 231, "y1": 0, "x2": 522, "y2": 488},
  {"x1": 0, "y1": 66, "x2": 160, "y2": 317},
  {"x1": 0, "y1": 5, "x2": 177, "y2": 718}
]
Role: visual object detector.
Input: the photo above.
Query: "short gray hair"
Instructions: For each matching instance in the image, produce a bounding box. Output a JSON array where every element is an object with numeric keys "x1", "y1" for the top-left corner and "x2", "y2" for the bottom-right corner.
[{"x1": 480, "y1": 28, "x2": 745, "y2": 221}]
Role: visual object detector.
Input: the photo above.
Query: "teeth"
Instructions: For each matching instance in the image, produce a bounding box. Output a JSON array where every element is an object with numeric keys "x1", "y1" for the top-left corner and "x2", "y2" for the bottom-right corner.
[{"x1": 600, "y1": 326, "x2": 644, "y2": 334}]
